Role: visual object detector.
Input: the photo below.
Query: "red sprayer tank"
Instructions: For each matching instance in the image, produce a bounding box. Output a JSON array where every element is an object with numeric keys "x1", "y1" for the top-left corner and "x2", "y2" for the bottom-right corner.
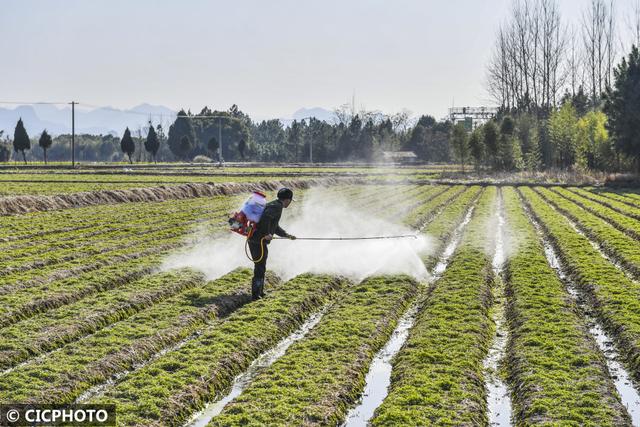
[{"x1": 228, "y1": 191, "x2": 267, "y2": 237}]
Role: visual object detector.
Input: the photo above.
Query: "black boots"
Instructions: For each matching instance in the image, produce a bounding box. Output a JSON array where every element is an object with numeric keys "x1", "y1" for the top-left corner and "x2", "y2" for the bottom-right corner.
[{"x1": 252, "y1": 278, "x2": 265, "y2": 301}]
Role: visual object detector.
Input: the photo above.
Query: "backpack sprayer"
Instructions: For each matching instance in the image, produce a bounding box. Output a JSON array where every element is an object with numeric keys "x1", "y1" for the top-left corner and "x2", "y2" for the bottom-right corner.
[
  {"x1": 228, "y1": 191, "x2": 266, "y2": 239},
  {"x1": 229, "y1": 192, "x2": 417, "y2": 263}
]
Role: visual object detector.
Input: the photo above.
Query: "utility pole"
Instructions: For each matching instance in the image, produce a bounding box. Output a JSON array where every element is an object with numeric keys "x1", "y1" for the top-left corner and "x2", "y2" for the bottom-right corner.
[
  {"x1": 71, "y1": 101, "x2": 76, "y2": 168},
  {"x1": 218, "y1": 116, "x2": 224, "y2": 167}
]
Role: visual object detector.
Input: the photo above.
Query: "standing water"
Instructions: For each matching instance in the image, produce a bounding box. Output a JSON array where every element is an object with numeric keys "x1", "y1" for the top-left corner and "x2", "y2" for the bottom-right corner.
[
  {"x1": 483, "y1": 192, "x2": 512, "y2": 426},
  {"x1": 524, "y1": 199, "x2": 640, "y2": 426},
  {"x1": 342, "y1": 204, "x2": 476, "y2": 426},
  {"x1": 184, "y1": 308, "x2": 327, "y2": 426}
]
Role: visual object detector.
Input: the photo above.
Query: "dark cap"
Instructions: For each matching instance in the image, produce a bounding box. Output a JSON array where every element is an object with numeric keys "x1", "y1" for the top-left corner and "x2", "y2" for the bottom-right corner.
[{"x1": 277, "y1": 187, "x2": 294, "y2": 201}]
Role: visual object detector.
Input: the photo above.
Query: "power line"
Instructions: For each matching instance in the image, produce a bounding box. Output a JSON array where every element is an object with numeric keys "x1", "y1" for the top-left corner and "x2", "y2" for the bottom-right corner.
[
  {"x1": 0, "y1": 100, "x2": 256, "y2": 122},
  {"x1": 0, "y1": 101, "x2": 70, "y2": 105}
]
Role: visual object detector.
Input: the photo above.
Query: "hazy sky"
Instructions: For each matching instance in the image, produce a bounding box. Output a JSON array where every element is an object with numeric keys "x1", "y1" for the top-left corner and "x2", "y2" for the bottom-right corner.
[{"x1": 1, "y1": 0, "x2": 636, "y2": 120}]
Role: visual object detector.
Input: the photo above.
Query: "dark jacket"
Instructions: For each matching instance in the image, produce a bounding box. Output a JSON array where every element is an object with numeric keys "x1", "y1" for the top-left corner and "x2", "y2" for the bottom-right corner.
[{"x1": 250, "y1": 199, "x2": 288, "y2": 243}]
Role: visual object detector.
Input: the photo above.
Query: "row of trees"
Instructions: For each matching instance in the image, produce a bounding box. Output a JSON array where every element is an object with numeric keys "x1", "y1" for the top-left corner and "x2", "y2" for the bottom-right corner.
[
  {"x1": 1, "y1": 117, "x2": 189, "y2": 164},
  {"x1": 164, "y1": 105, "x2": 417, "y2": 163},
  {"x1": 447, "y1": 107, "x2": 611, "y2": 173},
  {"x1": 487, "y1": 0, "x2": 639, "y2": 113},
  {"x1": 1, "y1": 108, "x2": 436, "y2": 165},
  {"x1": 2, "y1": 120, "x2": 53, "y2": 164},
  {"x1": 463, "y1": 45, "x2": 640, "y2": 172},
  {"x1": 484, "y1": 0, "x2": 640, "y2": 173}
]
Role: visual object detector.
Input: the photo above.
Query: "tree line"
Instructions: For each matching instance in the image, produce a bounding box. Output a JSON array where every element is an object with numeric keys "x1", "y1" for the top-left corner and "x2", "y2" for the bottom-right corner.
[
  {"x1": 483, "y1": 0, "x2": 640, "y2": 173},
  {"x1": 0, "y1": 104, "x2": 450, "y2": 165},
  {"x1": 455, "y1": 45, "x2": 640, "y2": 173}
]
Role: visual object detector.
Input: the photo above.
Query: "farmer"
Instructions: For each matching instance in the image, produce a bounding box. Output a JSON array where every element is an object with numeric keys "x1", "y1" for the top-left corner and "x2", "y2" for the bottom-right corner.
[{"x1": 248, "y1": 187, "x2": 296, "y2": 300}]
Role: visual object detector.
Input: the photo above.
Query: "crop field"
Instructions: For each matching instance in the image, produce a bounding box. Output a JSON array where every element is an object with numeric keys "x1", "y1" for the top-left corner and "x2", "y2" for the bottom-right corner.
[
  {"x1": 0, "y1": 166, "x2": 446, "y2": 195},
  {"x1": 0, "y1": 172, "x2": 639, "y2": 426}
]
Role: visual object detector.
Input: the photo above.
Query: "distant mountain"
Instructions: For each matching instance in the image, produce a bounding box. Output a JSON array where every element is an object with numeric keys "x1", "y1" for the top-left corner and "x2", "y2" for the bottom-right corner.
[
  {"x1": 0, "y1": 104, "x2": 336, "y2": 137},
  {"x1": 291, "y1": 107, "x2": 335, "y2": 122},
  {"x1": 0, "y1": 103, "x2": 177, "y2": 137},
  {"x1": 274, "y1": 107, "x2": 336, "y2": 127}
]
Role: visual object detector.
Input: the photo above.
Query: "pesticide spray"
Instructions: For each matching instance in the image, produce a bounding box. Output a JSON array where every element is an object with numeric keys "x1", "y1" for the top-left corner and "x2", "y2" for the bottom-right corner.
[{"x1": 161, "y1": 187, "x2": 432, "y2": 283}]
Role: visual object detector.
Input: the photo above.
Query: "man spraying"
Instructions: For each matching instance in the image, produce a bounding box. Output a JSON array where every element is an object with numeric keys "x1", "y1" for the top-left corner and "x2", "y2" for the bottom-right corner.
[{"x1": 248, "y1": 187, "x2": 296, "y2": 300}]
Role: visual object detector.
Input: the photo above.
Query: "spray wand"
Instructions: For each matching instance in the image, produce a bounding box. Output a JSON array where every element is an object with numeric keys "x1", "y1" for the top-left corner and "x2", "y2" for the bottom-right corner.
[
  {"x1": 272, "y1": 234, "x2": 418, "y2": 241},
  {"x1": 245, "y1": 234, "x2": 417, "y2": 263}
]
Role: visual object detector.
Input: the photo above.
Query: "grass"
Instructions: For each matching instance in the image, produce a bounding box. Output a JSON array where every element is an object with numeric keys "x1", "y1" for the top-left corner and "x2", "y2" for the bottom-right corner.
[
  {"x1": 90, "y1": 274, "x2": 349, "y2": 426},
  {"x1": 0, "y1": 268, "x2": 259, "y2": 403},
  {"x1": 520, "y1": 187, "x2": 640, "y2": 385},
  {"x1": 0, "y1": 268, "x2": 205, "y2": 371},
  {"x1": 549, "y1": 187, "x2": 640, "y2": 240},
  {"x1": 211, "y1": 275, "x2": 417, "y2": 427},
  {"x1": 369, "y1": 187, "x2": 496, "y2": 426},
  {"x1": 535, "y1": 187, "x2": 640, "y2": 279},
  {"x1": 503, "y1": 187, "x2": 629, "y2": 426}
]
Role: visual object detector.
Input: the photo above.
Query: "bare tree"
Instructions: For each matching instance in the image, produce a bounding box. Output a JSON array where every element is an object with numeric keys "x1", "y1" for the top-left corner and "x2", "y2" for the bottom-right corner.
[
  {"x1": 630, "y1": 0, "x2": 640, "y2": 48},
  {"x1": 487, "y1": 26, "x2": 511, "y2": 109},
  {"x1": 333, "y1": 104, "x2": 352, "y2": 126},
  {"x1": 487, "y1": 0, "x2": 566, "y2": 114},
  {"x1": 390, "y1": 109, "x2": 413, "y2": 134},
  {"x1": 567, "y1": 25, "x2": 583, "y2": 96},
  {"x1": 582, "y1": 0, "x2": 614, "y2": 105},
  {"x1": 537, "y1": 0, "x2": 566, "y2": 111},
  {"x1": 605, "y1": 0, "x2": 616, "y2": 89}
]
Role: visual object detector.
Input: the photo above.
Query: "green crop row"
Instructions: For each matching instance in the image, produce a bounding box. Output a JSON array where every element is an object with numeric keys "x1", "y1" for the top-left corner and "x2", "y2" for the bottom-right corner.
[
  {"x1": 389, "y1": 185, "x2": 453, "y2": 222},
  {"x1": 87, "y1": 274, "x2": 350, "y2": 426},
  {"x1": 616, "y1": 190, "x2": 640, "y2": 203},
  {"x1": 570, "y1": 188, "x2": 640, "y2": 220},
  {"x1": 0, "y1": 187, "x2": 255, "y2": 251},
  {"x1": 534, "y1": 187, "x2": 640, "y2": 280},
  {"x1": 589, "y1": 188, "x2": 640, "y2": 208},
  {"x1": 0, "y1": 207, "x2": 230, "y2": 272},
  {"x1": 210, "y1": 275, "x2": 417, "y2": 427},
  {"x1": 0, "y1": 185, "x2": 417, "y2": 370},
  {"x1": 519, "y1": 187, "x2": 640, "y2": 385},
  {"x1": 369, "y1": 187, "x2": 496, "y2": 426},
  {"x1": 0, "y1": 192, "x2": 242, "y2": 242},
  {"x1": 0, "y1": 175, "x2": 308, "y2": 195},
  {"x1": 549, "y1": 187, "x2": 640, "y2": 240},
  {"x1": 365, "y1": 185, "x2": 440, "y2": 223},
  {"x1": 0, "y1": 268, "x2": 206, "y2": 371},
  {"x1": 402, "y1": 185, "x2": 465, "y2": 228},
  {"x1": 0, "y1": 268, "x2": 262, "y2": 403},
  {"x1": 0, "y1": 240, "x2": 182, "y2": 328},
  {"x1": 351, "y1": 185, "x2": 421, "y2": 213},
  {"x1": 3, "y1": 186, "x2": 420, "y2": 361},
  {"x1": 0, "y1": 215, "x2": 224, "y2": 295},
  {"x1": 0, "y1": 200, "x2": 224, "y2": 256},
  {"x1": 419, "y1": 185, "x2": 483, "y2": 270},
  {"x1": 503, "y1": 187, "x2": 629, "y2": 426}
]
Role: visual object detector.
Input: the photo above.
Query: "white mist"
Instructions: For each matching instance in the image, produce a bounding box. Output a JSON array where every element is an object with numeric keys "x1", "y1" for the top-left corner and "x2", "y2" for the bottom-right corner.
[{"x1": 161, "y1": 187, "x2": 432, "y2": 283}]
